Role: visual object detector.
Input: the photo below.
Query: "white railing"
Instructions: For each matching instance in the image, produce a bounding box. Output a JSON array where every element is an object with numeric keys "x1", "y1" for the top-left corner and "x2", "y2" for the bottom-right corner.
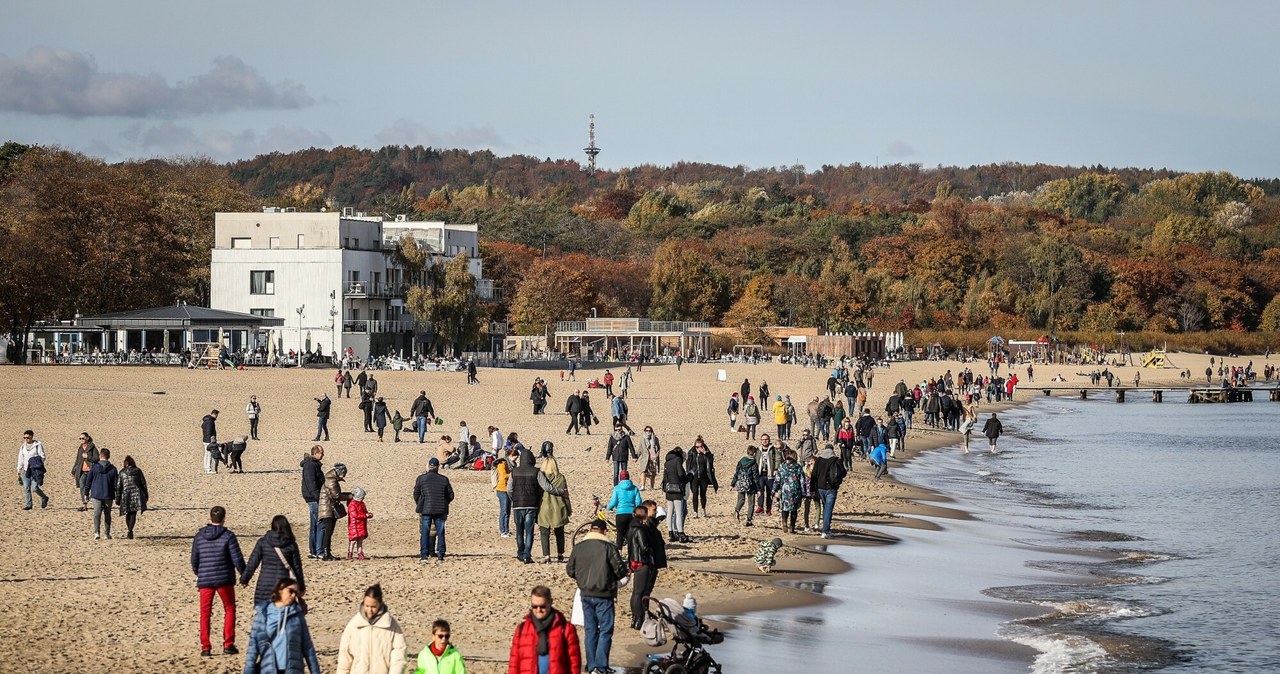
[{"x1": 342, "y1": 320, "x2": 411, "y2": 334}]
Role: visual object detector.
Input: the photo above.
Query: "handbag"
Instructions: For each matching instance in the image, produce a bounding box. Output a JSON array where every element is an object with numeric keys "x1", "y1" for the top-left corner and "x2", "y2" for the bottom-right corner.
[{"x1": 334, "y1": 501, "x2": 347, "y2": 519}]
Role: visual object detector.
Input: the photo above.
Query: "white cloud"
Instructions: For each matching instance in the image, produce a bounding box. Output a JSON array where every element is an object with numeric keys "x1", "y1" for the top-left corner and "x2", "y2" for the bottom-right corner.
[{"x1": 0, "y1": 47, "x2": 316, "y2": 118}]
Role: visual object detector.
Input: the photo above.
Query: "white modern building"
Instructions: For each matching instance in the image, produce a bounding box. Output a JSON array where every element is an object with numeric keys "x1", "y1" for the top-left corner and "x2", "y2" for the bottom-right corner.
[{"x1": 210, "y1": 209, "x2": 497, "y2": 358}]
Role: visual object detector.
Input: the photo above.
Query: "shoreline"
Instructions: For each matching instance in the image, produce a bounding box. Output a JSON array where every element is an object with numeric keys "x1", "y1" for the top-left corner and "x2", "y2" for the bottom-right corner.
[
  {"x1": 668, "y1": 370, "x2": 1224, "y2": 673},
  {"x1": 0, "y1": 353, "x2": 1262, "y2": 673}
]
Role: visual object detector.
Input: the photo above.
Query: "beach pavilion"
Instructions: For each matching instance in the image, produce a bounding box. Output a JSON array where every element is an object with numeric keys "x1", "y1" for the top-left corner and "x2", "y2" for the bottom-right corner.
[
  {"x1": 553, "y1": 318, "x2": 712, "y2": 360},
  {"x1": 73, "y1": 304, "x2": 285, "y2": 354}
]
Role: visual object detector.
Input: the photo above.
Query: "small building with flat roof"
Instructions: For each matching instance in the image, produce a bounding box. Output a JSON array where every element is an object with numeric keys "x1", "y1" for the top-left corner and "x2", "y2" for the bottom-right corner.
[{"x1": 553, "y1": 318, "x2": 711, "y2": 359}]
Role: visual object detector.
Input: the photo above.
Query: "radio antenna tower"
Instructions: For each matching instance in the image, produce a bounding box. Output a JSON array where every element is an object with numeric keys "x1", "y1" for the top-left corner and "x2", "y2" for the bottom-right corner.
[{"x1": 583, "y1": 114, "x2": 600, "y2": 176}]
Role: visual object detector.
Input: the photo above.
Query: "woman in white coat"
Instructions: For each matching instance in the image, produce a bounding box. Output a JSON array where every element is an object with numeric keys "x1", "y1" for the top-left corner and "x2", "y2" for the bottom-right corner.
[{"x1": 337, "y1": 584, "x2": 408, "y2": 674}]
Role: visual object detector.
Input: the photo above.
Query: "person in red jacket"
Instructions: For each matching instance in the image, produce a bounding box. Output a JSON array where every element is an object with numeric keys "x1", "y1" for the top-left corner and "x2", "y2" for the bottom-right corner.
[
  {"x1": 346, "y1": 487, "x2": 371, "y2": 560},
  {"x1": 509, "y1": 585, "x2": 581, "y2": 674}
]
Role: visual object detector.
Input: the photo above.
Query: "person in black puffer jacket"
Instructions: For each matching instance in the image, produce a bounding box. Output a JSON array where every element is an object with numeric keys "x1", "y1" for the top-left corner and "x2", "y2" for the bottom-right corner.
[
  {"x1": 299, "y1": 446, "x2": 325, "y2": 559},
  {"x1": 240, "y1": 515, "x2": 306, "y2": 608},
  {"x1": 508, "y1": 447, "x2": 569, "y2": 564},
  {"x1": 661, "y1": 447, "x2": 690, "y2": 542}
]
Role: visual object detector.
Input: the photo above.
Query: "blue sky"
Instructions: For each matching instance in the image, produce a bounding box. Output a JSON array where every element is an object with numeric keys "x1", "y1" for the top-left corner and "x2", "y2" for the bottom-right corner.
[{"x1": 3, "y1": 1, "x2": 1278, "y2": 178}]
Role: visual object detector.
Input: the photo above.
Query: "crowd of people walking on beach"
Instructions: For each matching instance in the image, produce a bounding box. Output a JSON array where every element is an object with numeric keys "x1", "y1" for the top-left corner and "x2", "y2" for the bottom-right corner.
[{"x1": 12, "y1": 348, "x2": 1051, "y2": 674}]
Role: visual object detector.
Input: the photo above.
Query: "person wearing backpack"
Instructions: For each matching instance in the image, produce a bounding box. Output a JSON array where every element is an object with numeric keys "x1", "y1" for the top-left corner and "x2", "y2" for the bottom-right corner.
[
  {"x1": 810, "y1": 444, "x2": 845, "y2": 539},
  {"x1": 731, "y1": 446, "x2": 760, "y2": 527}
]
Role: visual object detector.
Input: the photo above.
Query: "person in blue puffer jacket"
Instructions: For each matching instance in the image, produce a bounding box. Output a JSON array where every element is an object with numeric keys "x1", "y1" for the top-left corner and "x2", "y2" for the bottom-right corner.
[
  {"x1": 606, "y1": 469, "x2": 643, "y2": 549},
  {"x1": 244, "y1": 578, "x2": 321, "y2": 674},
  {"x1": 869, "y1": 443, "x2": 889, "y2": 481}
]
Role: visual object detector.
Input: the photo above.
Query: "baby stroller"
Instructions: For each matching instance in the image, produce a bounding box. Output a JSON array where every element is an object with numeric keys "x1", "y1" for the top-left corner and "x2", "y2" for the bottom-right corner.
[{"x1": 641, "y1": 597, "x2": 724, "y2": 674}]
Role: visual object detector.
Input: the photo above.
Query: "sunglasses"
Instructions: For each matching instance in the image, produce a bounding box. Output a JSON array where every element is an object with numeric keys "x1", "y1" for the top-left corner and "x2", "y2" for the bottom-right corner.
[
  {"x1": 434, "y1": 633, "x2": 450, "y2": 639},
  {"x1": 530, "y1": 603, "x2": 550, "y2": 611}
]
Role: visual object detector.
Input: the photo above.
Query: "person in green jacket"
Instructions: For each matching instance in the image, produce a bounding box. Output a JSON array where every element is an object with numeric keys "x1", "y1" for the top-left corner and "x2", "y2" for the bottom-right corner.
[
  {"x1": 414, "y1": 619, "x2": 466, "y2": 674},
  {"x1": 391, "y1": 410, "x2": 404, "y2": 443}
]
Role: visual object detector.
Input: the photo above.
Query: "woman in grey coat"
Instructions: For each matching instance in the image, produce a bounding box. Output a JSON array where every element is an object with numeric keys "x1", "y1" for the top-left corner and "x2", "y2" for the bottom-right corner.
[
  {"x1": 115, "y1": 455, "x2": 149, "y2": 539},
  {"x1": 71, "y1": 432, "x2": 99, "y2": 510}
]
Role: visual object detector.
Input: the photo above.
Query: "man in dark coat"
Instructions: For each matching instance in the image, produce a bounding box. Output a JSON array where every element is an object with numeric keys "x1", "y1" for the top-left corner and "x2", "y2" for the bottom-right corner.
[
  {"x1": 191, "y1": 506, "x2": 245, "y2": 657},
  {"x1": 413, "y1": 458, "x2": 455, "y2": 561},
  {"x1": 410, "y1": 390, "x2": 436, "y2": 443},
  {"x1": 605, "y1": 425, "x2": 637, "y2": 486},
  {"x1": 299, "y1": 445, "x2": 325, "y2": 559},
  {"x1": 202, "y1": 410, "x2": 219, "y2": 474},
  {"x1": 313, "y1": 394, "x2": 331, "y2": 441},
  {"x1": 360, "y1": 387, "x2": 374, "y2": 432},
  {"x1": 508, "y1": 447, "x2": 544, "y2": 564},
  {"x1": 566, "y1": 519, "x2": 628, "y2": 674},
  {"x1": 982, "y1": 413, "x2": 1004, "y2": 454},
  {"x1": 565, "y1": 391, "x2": 583, "y2": 435}
]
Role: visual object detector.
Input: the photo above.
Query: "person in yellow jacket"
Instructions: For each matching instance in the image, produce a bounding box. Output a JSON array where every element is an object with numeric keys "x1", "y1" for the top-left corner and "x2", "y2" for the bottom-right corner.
[
  {"x1": 414, "y1": 619, "x2": 466, "y2": 674},
  {"x1": 771, "y1": 395, "x2": 788, "y2": 439},
  {"x1": 337, "y1": 584, "x2": 408, "y2": 674}
]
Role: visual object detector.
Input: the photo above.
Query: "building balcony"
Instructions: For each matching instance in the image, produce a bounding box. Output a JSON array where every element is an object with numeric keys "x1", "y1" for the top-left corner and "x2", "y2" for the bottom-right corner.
[
  {"x1": 343, "y1": 319, "x2": 412, "y2": 334},
  {"x1": 343, "y1": 282, "x2": 402, "y2": 300}
]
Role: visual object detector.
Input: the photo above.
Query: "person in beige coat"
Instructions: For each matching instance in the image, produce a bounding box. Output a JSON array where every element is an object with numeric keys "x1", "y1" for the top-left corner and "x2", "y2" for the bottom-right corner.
[{"x1": 338, "y1": 584, "x2": 408, "y2": 674}]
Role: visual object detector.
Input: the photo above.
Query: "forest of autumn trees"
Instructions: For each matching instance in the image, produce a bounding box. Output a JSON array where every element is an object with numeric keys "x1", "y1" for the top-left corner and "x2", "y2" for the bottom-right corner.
[{"x1": 4, "y1": 141, "x2": 1280, "y2": 360}]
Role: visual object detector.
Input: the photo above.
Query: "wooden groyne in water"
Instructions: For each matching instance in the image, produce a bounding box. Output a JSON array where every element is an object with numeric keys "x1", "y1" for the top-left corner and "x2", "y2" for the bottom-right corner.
[{"x1": 1036, "y1": 386, "x2": 1276, "y2": 403}]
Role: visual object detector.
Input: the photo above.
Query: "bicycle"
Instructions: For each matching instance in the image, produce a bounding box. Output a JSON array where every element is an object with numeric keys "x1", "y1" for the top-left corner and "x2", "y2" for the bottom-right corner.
[{"x1": 570, "y1": 494, "x2": 613, "y2": 547}]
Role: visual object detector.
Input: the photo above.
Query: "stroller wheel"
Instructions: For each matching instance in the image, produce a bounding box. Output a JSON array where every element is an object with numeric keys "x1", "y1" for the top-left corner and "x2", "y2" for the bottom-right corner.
[{"x1": 663, "y1": 665, "x2": 688, "y2": 674}]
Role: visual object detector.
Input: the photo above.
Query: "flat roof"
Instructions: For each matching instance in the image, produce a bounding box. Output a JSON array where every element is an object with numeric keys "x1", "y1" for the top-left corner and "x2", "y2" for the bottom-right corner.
[{"x1": 77, "y1": 305, "x2": 286, "y2": 329}]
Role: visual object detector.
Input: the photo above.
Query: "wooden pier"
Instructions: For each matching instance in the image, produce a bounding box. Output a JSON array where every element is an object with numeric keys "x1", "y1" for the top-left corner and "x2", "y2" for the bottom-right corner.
[{"x1": 1037, "y1": 386, "x2": 1274, "y2": 403}]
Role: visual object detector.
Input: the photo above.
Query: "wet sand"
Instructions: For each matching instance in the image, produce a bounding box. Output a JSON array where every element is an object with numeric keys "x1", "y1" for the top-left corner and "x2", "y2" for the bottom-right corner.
[{"x1": 0, "y1": 353, "x2": 1238, "y2": 672}]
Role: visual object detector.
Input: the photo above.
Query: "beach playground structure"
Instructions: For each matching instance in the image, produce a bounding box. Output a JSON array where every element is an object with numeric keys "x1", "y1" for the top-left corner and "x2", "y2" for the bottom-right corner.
[{"x1": 1139, "y1": 349, "x2": 1173, "y2": 368}]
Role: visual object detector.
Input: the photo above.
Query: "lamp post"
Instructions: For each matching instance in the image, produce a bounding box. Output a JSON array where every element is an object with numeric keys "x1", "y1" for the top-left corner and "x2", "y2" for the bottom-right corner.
[
  {"x1": 329, "y1": 291, "x2": 338, "y2": 363},
  {"x1": 296, "y1": 304, "x2": 305, "y2": 365}
]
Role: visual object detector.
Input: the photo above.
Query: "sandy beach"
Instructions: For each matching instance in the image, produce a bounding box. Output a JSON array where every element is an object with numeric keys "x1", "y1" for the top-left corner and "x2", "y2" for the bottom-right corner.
[{"x1": 0, "y1": 351, "x2": 1241, "y2": 673}]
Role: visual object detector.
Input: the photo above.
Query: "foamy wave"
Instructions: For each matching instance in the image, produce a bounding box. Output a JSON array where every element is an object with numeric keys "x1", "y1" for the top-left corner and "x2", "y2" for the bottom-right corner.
[
  {"x1": 1099, "y1": 574, "x2": 1167, "y2": 587},
  {"x1": 1115, "y1": 551, "x2": 1174, "y2": 564},
  {"x1": 1020, "y1": 598, "x2": 1162, "y2": 624},
  {"x1": 1004, "y1": 628, "x2": 1110, "y2": 674}
]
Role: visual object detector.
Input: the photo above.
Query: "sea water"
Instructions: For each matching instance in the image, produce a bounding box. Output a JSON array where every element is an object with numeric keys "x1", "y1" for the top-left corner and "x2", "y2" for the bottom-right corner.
[{"x1": 707, "y1": 391, "x2": 1280, "y2": 673}]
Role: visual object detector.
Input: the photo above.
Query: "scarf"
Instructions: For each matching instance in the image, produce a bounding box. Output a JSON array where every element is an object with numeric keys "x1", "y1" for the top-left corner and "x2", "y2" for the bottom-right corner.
[
  {"x1": 531, "y1": 610, "x2": 554, "y2": 656},
  {"x1": 268, "y1": 603, "x2": 291, "y2": 669}
]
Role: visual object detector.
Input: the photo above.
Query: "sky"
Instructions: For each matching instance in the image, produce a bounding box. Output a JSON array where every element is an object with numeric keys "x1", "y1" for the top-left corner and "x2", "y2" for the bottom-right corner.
[{"x1": 3, "y1": 1, "x2": 1279, "y2": 178}]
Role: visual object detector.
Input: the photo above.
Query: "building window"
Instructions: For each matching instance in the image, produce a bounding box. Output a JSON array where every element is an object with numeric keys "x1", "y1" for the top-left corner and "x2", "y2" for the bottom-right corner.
[
  {"x1": 231, "y1": 237, "x2": 252, "y2": 249},
  {"x1": 349, "y1": 270, "x2": 361, "y2": 284},
  {"x1": 250, "y1": 270, "x2": 275, "y2": 295},
  {"x1": 344, "y1": 237, "x2": 350, "y2": 248},
  {"x1": 353, "y1": 238, "x2": 360, "y2": 249},
  {"x1": 297, "y1": 234, "x2": 305, "y2": 248},
  {"x1": 250, "y1": 308, "x2": 275, "y2": 317},
  {"x1": 269, "y1": 237, "x2": 280, "y2": 249}
]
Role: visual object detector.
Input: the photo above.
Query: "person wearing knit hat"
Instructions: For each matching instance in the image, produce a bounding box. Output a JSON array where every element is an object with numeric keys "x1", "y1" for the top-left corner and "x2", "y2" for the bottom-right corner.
[
  {"x1": 607, "y1": 467, "x2": 642, "y2": 549},
  {"x1": 754, "y1": 537, "x2": 783, "y2": 572}
]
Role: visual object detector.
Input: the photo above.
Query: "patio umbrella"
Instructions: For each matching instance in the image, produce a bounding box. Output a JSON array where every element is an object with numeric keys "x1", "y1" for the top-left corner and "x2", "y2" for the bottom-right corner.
[
  {"x1": 267, "y1": 330, "x2": 277, "y2": 364},
  {"x1": 162, "y1": 329, "x2": 170, "y2": 357}
]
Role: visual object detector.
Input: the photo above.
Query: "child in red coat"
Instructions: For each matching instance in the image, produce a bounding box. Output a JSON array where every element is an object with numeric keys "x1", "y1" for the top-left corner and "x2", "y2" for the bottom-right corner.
[{"x1": 347, "y1": 487, "x2": 371, "y2": 560}]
